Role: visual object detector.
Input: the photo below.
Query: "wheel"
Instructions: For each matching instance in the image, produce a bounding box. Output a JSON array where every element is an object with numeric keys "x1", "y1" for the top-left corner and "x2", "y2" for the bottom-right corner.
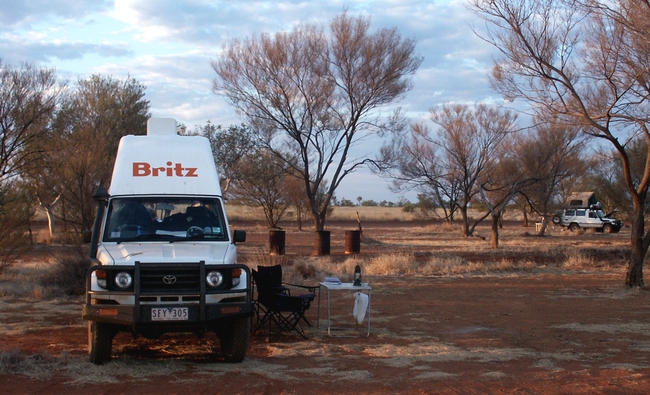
[
  {"x1": 603, "y1": 224, "x2": 613, "y2": 234},
  {"x1": 568, "y1": 223, "x2": 580, "y2": 232},
  {"x1": 88, "y1": 321, "x2": 114, "y2": 365},
  {"x1": 552, "y1": 215, "x2": 561, "y2": 224},
  {"x1": 216, "y1": 317, "x2": 250, "y2": 363}
]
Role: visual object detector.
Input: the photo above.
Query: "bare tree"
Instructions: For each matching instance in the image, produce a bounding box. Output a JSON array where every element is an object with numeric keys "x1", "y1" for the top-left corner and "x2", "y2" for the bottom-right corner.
[
  {"x1": 193, "y1": 123, "x2": 257, "y2": 197},
  {"x1": 0, "y1": 60, "x2": 59, "y2": 265},
  {"x1": 212, "y1": 12, "x2": 422, "y2": 239},
  {"x1": 377, "y1": 121, "x2": 461, "y2": 222},
  {"x1": 588, "y1": 137, "x2": 647, "y2": 218},
  {"x1": 476, "y1": 145, "x2": 538, "y2": 248},
  {"x1": 230, "y1": 149, "x2": 291, "y2": 229},
  {"x1": 513, "y1": 117, "x2": 587, "y2": 235},
  {"x1": 437, "y1": 103, "x2": 518, "y2": 237},
  {"x1": 22, "y1": 134, "x2": 64, "y2": 237},
  {"x1": 48, "y1": 75, "x2": 149, "y2": 235},
  {"x1": 378, "y1": 103, "x2": 517, "y2": 236},
  {"x1": 0, "y1": 60, "x2": 60, "y2": 183},
  {"x1": 284, "y1": 174, "x2": 310, "y2": 231},
  {"x1": 471, "y1": 0, "x2": 650, "y2": 286}
]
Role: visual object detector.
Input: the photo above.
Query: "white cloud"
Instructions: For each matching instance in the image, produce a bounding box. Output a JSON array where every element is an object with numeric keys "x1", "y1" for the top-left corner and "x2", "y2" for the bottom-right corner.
[
  {"x1": 91, "y1": 50, "x2": 239, "y2": 127},
  {"x1": 0, "y1": 0, "x2": 510, "y2": 201}
]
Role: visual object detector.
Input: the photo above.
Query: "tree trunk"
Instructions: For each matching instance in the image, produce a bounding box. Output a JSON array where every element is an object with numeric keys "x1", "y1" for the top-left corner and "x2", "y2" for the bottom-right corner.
[
  {"x1": 626, "y1": 202, "x2": 647, "y2": 287},
  {"x1": 537, "y1": 220, "x2": 548, "y2": 236},
  {"x1": 313, "y1": 214, "x2": 326, "y2": 232},
  {"x1": 314, "y1": 230, "x2": 330, "y2": 256},
  {"x1": 460, "y1": 206, "x2": 471, "y2": 237},
  {"x1": 45, "y1": 208, "x2": 56, "y2": 237},
  {"x1": 627, "y1": 242, "x2": 644, "y2": 287},
  {"x1": 522, "y1": 209, "x2": 528, "y2": 227},
  {"x1": 490, "y1": 214, "x2": 499, "y2": 249}
]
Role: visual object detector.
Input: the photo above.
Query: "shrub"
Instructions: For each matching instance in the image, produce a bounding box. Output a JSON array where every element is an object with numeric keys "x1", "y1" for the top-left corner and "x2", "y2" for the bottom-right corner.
[
  {"x1": 293, "y1": 260, "x2": 316, "y2": 279},
  {"x1": 40, "y1": 247, "x2": 90, "y2": 296},
  {"x1": 402, "y1": 203, "x2": 417, "y2": 213},
  {"x1": 0, "y1": 183, "x2": 34, "y2": 276}
]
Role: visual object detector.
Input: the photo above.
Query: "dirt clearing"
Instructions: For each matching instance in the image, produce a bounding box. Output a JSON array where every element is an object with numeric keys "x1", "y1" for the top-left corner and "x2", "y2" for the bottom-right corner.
[{"x1": 2, "y1": 221, "x2": 650, "y2": 394}]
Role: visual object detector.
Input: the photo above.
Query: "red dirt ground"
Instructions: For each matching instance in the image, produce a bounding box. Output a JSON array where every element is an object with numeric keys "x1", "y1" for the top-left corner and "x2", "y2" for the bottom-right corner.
[{"x1": 2, "y1": 220, "x2": 650, "y2": 394}]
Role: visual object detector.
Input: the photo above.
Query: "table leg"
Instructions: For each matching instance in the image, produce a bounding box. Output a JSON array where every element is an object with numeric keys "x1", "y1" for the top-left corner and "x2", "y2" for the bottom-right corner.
[
  {"x1": 316, "y1": 285, "x2": 321, "y2": 328},
  {"x1": 367, "y1": 289, "x2": 371, "y2": 337},
  {"x1": 327, "y1": 288, "x2": 331, "y2": 336}
]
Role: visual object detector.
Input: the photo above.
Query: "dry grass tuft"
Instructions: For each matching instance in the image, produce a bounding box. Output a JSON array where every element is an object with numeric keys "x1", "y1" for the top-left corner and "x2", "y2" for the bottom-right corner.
[
  {"x1": 279, "y1": 251, "x2": 547, "y2": 281},
  {"x1": 421, "y1": 253, "x2": 469, "y2": 275},
  {"x1": 562, "y1": 249, "x2": 595, "y2": 269},
  {"x1": 0, "y1": 349, "x2": 62, "y2": 378},
  {"x1": 243, "y1": 248, "x2": 290, "y2": 268},
  {"x1": 293, "y1": 260, "x2": 317, "y2": 279},
  {"x1": 365, "y1": 253, "x2": 417, "y2": 276},
  {"x1": 280, "y1": 256, "x2": 360, "y2": 283}
]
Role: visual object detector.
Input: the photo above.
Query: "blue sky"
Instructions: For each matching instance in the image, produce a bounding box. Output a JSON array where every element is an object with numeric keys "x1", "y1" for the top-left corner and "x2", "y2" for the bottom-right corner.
[{"x1": 1, "y1": 0, "x2": 503, "y2": 202}]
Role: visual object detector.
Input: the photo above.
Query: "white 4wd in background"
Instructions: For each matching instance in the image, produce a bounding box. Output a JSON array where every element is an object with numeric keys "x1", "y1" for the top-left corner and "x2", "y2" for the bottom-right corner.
[
  {"x1": 83, "y1": 118, "x2": 252, "y2": 364},
  {"x1": 552, "y1": 205, "x2": 623, "y2": 233}
]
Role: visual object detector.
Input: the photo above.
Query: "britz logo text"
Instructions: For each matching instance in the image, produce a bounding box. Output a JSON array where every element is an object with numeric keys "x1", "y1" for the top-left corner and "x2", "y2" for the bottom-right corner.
[{"x1": 133, "y1": 162, "x2": 198, "y2": 177}]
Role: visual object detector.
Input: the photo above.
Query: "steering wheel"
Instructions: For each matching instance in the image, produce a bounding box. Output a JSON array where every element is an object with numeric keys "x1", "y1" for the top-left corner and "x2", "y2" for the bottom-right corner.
[{"x1": 187, "y1": 226, "x2": 205, "y2": 237}]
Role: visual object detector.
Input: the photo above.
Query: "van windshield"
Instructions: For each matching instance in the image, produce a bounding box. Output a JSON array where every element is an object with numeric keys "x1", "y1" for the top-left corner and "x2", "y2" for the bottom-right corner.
[{"x1": 103, "y1": 198, "x2": 228, "y2": 242}]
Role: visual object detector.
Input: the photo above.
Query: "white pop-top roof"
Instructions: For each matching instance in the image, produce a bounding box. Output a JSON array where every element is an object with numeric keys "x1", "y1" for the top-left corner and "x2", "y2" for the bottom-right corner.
[{"x1": 108, "y1": 118, "x2": 222, "y2": 196}]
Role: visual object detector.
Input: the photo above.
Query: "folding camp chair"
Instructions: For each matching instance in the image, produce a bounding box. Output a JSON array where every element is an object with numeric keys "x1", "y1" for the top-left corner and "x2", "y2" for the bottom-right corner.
[{"x1": 252, "y1": 265, "x2": 317, "y2": 340}]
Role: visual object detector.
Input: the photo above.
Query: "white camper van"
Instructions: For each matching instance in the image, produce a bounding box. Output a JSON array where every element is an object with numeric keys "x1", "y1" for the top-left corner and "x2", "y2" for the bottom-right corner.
[{"x1": 83, "y1": 118, "x2": 251, "y2": 364}]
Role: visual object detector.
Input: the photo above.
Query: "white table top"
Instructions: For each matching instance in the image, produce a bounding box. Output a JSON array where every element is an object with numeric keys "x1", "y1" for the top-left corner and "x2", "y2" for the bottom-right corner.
[{"x1": 319, "y1": 281, "x2": 371, "y2": 290}]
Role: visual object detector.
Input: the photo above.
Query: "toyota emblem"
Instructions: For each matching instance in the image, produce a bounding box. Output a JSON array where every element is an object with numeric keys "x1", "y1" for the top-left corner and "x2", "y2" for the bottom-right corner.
[{"x1": 162, "y1": 275, "x2": 177, "y2": 285}]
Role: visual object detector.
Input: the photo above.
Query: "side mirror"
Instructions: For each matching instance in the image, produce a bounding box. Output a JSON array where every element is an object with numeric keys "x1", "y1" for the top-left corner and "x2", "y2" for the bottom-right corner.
[
  {"x1": 93, "y1": 186, "x2": 110, "y2": 202},
  {"x1": 233, "y1": 229, "x2": 246, "y2": 244}
]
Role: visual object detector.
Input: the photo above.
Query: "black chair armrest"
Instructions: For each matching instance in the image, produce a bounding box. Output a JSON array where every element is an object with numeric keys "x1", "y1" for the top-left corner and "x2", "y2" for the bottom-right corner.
[
  {"x1": 273, "y1": 285, "x2": 290, "y2": 295},
  {"x1": 285, "y1": 283, "x2": 319, "y2": 293}
]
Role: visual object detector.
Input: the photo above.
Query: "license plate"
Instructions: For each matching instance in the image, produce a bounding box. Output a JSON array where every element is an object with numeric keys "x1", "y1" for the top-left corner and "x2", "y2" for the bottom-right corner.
[{"x1": 151, "y1": 307, "x2": 188, "y2": 321}]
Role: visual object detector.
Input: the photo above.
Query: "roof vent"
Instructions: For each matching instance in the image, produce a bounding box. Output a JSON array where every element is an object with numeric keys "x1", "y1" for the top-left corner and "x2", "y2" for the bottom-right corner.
[{"x1": 147, "y1": 118, "x2": 177, "y2": 136}]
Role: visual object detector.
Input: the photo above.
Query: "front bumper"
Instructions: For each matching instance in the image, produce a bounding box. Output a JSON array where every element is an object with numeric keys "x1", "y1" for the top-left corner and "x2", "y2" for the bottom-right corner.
[
  {"x1": 83, "y1": 262, "x2": 253, "y2": 328},
  {"x1": 82, "y1": 300, "x2": 253, "y2": 328}
]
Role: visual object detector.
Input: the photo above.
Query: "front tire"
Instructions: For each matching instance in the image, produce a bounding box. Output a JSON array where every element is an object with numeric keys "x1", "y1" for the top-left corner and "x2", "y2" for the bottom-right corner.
[
  {"x1": 88, "y1": 321, "x2": 114, "y2": 365},
  {"x1": 603, "y1": 224, "x2": 613, "y2": 234},
  {"x1": 216, "y1": 317, "x2": 250, "y2": 363}
]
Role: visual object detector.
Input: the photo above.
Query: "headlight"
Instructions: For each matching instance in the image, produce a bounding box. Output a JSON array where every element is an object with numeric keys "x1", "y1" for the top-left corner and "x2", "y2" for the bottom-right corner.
[
  {"x1": 206, "y1": 271, "x2": 224, "y2": 288},
  {"x1": 114, "y1": 272, "x2": 133, "y2": 289}
]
